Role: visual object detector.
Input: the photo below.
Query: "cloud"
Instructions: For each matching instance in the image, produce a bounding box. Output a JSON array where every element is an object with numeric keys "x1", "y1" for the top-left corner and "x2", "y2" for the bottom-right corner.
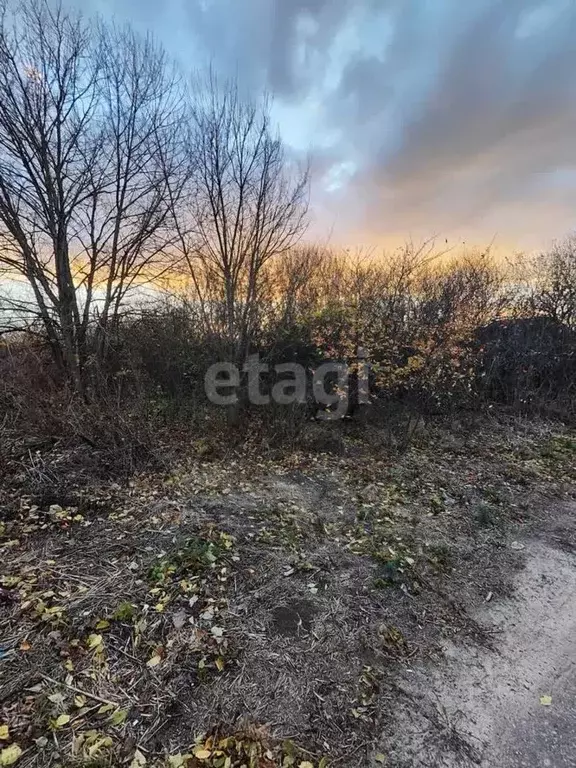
[{"x1": 72, "y1": 0, "x2": 576, "y2": 248}]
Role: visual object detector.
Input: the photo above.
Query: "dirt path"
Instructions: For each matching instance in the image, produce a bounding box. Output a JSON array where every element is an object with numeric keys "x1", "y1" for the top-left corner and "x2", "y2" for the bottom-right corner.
[{"x1": 380, "y1": 504, "x2": 576, "y2": 767}]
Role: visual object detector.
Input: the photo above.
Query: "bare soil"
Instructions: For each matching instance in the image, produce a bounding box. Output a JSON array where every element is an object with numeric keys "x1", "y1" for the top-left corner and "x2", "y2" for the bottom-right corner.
[
  {"x1": 1, "y1": 416, "x2": 575, "y2": 767},
  {"x1": 378, "y1": 502, "x2": 576, "y2": 767}
]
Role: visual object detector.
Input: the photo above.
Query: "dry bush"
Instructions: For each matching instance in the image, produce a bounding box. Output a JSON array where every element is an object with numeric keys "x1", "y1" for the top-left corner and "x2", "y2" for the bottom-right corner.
[
  {"x1": 2, "y1": 239, "x2": 575, "y2": 474},
  {"x1": 530, "y1": 235, "x2": 576, "y2": 328},
  {"x1": 0, "y1": 334, "x2": 166, "y2": 477},
  {"x1": 474, "y1": 317, "x2": 576, "y2": 419}
]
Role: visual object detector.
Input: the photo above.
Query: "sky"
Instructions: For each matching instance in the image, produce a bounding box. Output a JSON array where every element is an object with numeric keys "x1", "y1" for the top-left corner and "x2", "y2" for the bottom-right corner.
[{"x1": 72, "y1": 0, "x2": 576, "y2": 252}]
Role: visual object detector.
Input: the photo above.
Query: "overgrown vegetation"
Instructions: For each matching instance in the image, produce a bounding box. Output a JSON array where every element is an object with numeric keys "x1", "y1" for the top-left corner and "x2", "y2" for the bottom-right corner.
[
  {"x1": 0, "y1": 1, "x2": 574, "y2": 466},
  {"x1": 2, "y1": 238, "x2": 575, "y2": 468}
]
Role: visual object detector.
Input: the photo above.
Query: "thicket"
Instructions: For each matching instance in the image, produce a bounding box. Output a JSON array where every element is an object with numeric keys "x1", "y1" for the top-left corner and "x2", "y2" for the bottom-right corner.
[{"x1": 0, "y1": 1, "x2": 574, "y2": 473}]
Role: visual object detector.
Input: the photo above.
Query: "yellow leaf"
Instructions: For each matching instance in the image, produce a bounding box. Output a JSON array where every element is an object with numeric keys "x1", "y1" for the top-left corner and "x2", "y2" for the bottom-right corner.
[
  {"x1": 299, "y1": 763, "x2": 314, "y2": 768},
  {"x1": 194, "y1": 749, "x2": 212, "y2": 760},
  {"x1": 87, "y1": 736, "x2": 113, "y2": 757},
  {"x1": 215, "y1": 657, "x2": 225, "y2": 672},
  {"x1": 95, "y1": 620, "x2": 110, "y2": 630},
  {"x1": 0, "y1": 727, "x2": 8, "y2": 741},
  {"x1": 74, "y1": 696, "x2": 86, "y2": 708},
  {"x1": 87, "y1": 634, "x2": 103, "y2": 650},
  {"x1": 168, "y1": 755, "x2": 193, "y2": 768},
  {"x1": 64, "y1": 660, "x2": 74, "y2": 671},
  {"x1": 54, "y1": 714, "x2": 70, "y2": 728},
  {"x1": 146, "y1": 654, "x2": 161, "y2": 668},
  {"x1": 0, "y1": 744, "x2": 22, "y2": 766},
  {"x1": 540, "y1": 695, "x2": 552, "y2": 706}
]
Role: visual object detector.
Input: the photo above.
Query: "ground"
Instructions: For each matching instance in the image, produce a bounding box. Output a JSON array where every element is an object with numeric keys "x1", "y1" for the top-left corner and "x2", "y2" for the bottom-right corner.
[
  {"x1": 379, "y1": 506, "x2": 576, "y2": 767},
  {"x1": 1, "y1": 415, "x2": 575, "y2": 767}
]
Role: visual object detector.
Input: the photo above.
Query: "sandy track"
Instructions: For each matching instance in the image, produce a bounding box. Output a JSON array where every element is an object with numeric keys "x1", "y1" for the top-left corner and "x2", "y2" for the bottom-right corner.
[{"x1": 379, "y1": 504, "x2": 576, "y2": 767}]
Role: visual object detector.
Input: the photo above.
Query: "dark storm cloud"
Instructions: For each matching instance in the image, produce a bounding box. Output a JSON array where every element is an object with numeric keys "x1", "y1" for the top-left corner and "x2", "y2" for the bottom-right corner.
[
  {"x1": 365, "y1": 0, "x2": 576, "y2": 236},
  {"x1": 74, "y1": 0, "x2": 576, "y2": 247}
]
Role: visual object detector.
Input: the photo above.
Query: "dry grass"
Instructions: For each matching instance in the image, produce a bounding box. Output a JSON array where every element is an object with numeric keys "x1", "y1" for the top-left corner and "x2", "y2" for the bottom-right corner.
[{"x1": 1, "y1": 415, "x2": 575, "y2": 767}]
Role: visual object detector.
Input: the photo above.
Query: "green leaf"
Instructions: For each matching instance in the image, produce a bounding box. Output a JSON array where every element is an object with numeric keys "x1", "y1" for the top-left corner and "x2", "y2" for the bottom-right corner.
[{"x1": 109, "y1": 709, "x2": 128, "y2": 726}]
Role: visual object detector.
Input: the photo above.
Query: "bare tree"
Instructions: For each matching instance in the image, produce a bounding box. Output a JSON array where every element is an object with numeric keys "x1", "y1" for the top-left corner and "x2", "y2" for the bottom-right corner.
[
  {"x1": 176, "y1": 74, "x2": 309, "y2": 361},
  {"x1": 0, "y1": 0, "x2": 188, "y2": 392},
  {"x1": 531, "y1": 235, "x2": 576, "y2": 328},
  {"x1": 80, "y1": 22, "x2": 189, "y2": 362}
]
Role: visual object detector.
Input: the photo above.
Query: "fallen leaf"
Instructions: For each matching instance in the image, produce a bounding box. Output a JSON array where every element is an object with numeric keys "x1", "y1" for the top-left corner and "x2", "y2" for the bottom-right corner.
[
  {"x1": 74, "y1": 695, "x2": 86, "y2": 708},
  {"x1": 215, "y1": 657, "x2": 225, "y2": 672},
  {"x1": 19, "y1": 641, "x2": 30, "y2": 652},
  {"x1": 168, "y1": 755, "x2": 193, "y2": 768},
  {"x1": 540, "y1": 695, "x2": 552, "y2": 706},
  {"x1": 0, "y1": 744, "x2": 22, "y2": 766},
  {"x1": 109, "y1": 709, "x2": 128, "y2": 726},
  {"x1": 86, "y1": 634, "x2": 103, "y2": 650},
  {"x1": 54, "y1": 714, "x2": 70, "y2": 728},
  {"x1": 172, "y1": 610, "x2": 187, "y2": 630},
  {"x1": 299, "y1": 762, "x2": 314, "y2": 768},
  {"x1": 95, "y1": 619, "x2": 110, "y2": 630},
  {"x1": 0, "y1": 727, "x2": 8, "y2": 741},
  {"x1": 146, "y1": 654, "x2": 161, "y2": 667},
  {"x1": 375, "y1": 754, "x2": 387, "y2": 764},
  {"x1": 129, "y1": 748, "x2": 147, "y2": 767},
  {"x1": 194, "y1": 749, "x2": 212, "y2": 760}
]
